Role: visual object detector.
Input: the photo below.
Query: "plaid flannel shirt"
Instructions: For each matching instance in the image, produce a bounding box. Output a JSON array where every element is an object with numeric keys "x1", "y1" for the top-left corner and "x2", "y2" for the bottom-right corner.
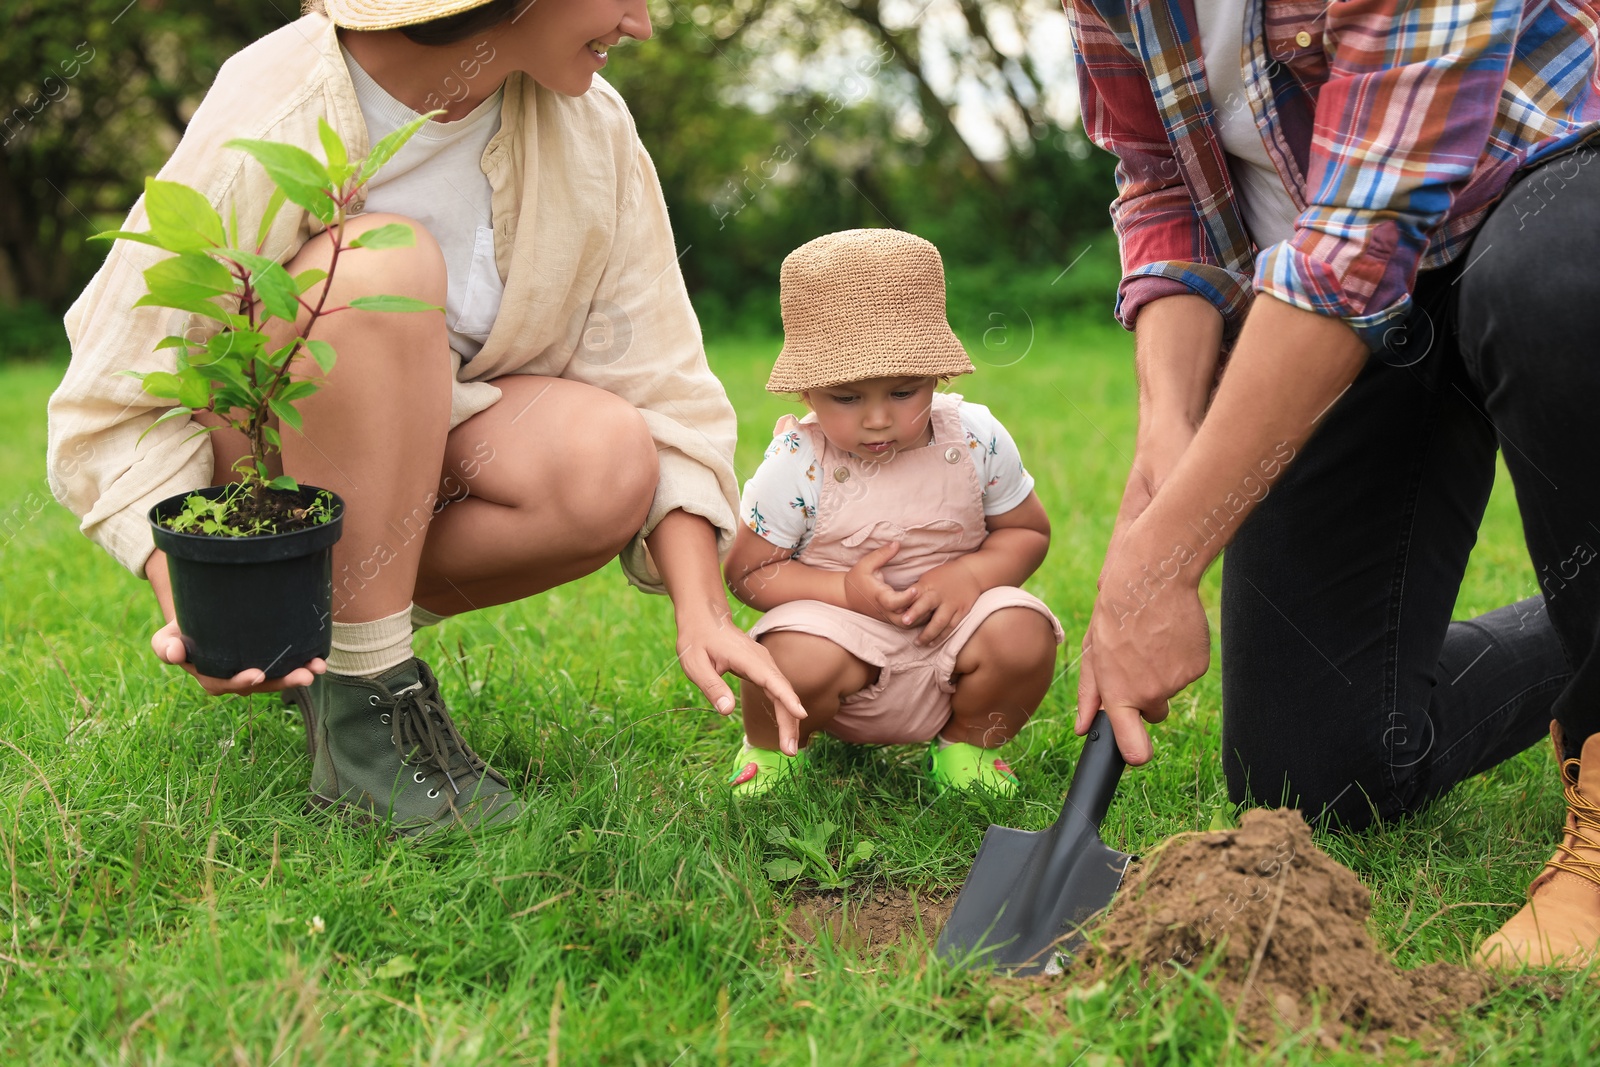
[{"x1": 1063, "y1": 0, "x2": 1600, "y2": 349}]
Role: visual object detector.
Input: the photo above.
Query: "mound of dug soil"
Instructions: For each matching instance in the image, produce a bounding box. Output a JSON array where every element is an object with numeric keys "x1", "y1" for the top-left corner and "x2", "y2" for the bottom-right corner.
[{"x1": 1082, "y1": 808, "x2": 1485, "y2": 1050}]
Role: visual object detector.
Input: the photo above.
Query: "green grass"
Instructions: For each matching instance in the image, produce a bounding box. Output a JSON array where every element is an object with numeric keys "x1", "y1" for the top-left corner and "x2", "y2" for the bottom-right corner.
[{"x1": 2, "y1": 323, "x2": 1594, "y2": 1064}]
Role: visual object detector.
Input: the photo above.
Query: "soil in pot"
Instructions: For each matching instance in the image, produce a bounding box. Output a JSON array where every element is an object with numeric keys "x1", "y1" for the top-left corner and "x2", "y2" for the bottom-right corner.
[{"x1": 151, "y1": 483, "x2": 344, "y2": 680}]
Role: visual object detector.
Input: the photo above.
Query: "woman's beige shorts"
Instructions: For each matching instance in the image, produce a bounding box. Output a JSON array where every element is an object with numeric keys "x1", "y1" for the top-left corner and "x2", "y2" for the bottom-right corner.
[{"x1": 748, "y1": 586, "x2": 1064, "y2": 745}]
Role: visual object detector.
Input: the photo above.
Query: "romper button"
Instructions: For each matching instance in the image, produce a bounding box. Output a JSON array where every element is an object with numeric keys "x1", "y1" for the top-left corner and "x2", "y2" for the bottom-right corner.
[
  {"x1": 1294, "y1": 30, "x2": 1312, "y2": 47},
  {"x1": 944, "y1": 446, "x2": 962, "y2": 463},
  {"x1": 833, "y1": 466, "x2": 850, "y2": 482},
  {"x1": 350, "y1": 198, "x2": 366, "y2": 214}
]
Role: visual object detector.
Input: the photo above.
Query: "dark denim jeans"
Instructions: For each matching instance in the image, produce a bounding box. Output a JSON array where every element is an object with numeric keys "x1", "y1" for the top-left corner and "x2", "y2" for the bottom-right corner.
[{"x1": 1220, "y1": 139, "x2": 1600, "y2": 830}]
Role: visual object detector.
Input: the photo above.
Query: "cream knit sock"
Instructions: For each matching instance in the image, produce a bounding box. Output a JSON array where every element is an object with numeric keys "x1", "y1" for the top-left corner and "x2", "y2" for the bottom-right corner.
[
  {"x1": 327, "y1": 606, "x2": 414, "y2": 677},
  {"x1": 410, "y1": 604, "x2": 448, "y2": 630}
]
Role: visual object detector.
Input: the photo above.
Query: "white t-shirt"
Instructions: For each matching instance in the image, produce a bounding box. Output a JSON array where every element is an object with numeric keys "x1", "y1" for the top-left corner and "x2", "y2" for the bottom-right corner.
[
  {"x1": 343, "y1": 48, "x2": 505, "y2": 361},
  {"x1": 740, "y1": 400, "x2": 1036, "y2": 555},
  {"x1": 1197, "y1": 0, "x2": 1300, "y2": 248}
]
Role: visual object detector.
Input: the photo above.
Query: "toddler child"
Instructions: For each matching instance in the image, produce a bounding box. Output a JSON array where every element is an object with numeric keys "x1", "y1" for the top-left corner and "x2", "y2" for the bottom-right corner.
[{"x1": 724, "y1": 228, "x2": 1063, "y2": 797}]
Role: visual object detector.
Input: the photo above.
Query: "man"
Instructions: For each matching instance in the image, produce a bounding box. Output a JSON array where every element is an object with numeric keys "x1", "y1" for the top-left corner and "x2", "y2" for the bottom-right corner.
[{"x1": 1063, "y1": 0, "x2": 1599, "y2": 966}]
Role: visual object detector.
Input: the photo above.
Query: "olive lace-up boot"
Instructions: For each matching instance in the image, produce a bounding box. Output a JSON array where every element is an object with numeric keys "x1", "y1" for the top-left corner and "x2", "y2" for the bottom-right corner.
[
  {"x1": 283, "y1": 686, "x2": 317, "y2": 758},
  {"x1": 1478, "y1": 723, "x2": 1600, "y2": 968},
  {"x1": 308, "y1": 658, "x2": 520, "y2": 836}
]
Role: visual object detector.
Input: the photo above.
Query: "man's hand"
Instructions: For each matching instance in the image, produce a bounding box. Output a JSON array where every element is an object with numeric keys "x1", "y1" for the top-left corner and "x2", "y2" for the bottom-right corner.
[
  {"x1": 841, "y1": 542, "x2": 917, "y2": 624},
  {"x1": 900, "y1": 560, "x2": 983, "y2": 645},
  {"x1": 1078, "y1": 293, "x2": 1367, "y2": 765},
  {"x1": 1077, "y1": 533, "x2": 1211, "y2": 765}
]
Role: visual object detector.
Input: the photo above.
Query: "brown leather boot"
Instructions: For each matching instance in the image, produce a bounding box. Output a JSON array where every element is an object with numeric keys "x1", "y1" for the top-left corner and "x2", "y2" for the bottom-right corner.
[{"x1": 1477, "y1": 723, "x2": 1600, "y2": 969}]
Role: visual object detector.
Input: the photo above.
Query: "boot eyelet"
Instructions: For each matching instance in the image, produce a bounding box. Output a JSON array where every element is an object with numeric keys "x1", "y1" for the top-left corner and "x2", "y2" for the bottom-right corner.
[
  {"x1": 380, "y1": 713, "x2": 390, "y2": 725},
  {"x1": 414, "y1": 771, "x2": 427, "y2": 784},
  {"x1": 427, "y1": 788, "x2": 440, "y2": 799},
  {"x1": 368, "y1": 695, "x2": 380, "y2": 706}
]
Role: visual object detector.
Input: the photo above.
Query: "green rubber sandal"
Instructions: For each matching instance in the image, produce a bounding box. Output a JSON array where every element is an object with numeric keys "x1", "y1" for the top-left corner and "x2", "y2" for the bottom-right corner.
[
  {"x1": 928, "y1": 740, "x2": 1019, "y2": 797},
  {"x1": 727, "y1": 743, "x2": 806, "y2": 798}
]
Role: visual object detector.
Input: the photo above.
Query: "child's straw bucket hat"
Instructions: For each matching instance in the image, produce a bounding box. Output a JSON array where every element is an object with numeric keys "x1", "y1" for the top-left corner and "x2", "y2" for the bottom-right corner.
[
  {"x1": 767, "y1": 229, "x2": 974, "y2": 393},
  {"x1": 315, "y1": 0, "x2": 498, "y2": 31}
]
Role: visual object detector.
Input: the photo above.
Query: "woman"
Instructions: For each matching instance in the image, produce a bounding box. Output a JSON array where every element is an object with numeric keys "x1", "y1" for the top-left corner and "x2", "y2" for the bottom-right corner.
[
  {"x1": 1063, "y1": 0, "x2": 1598, "y2": 966},
  {"x1": 47, "y1": 0, "x2": 804, "y2": 836}
]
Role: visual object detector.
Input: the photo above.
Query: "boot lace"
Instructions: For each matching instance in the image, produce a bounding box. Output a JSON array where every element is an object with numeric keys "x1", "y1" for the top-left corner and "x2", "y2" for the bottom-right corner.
[
  {"x1": 1547, "y1": 755, "x2": 1600, "y2": 887},
  {"x1": 388, "y1": 663, "x2": 506, "y2": 796}
]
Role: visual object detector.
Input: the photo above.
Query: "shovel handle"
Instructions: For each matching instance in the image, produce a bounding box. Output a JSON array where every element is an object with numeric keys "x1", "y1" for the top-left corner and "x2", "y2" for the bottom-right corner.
[{"x1": 1058, "y1": 709, "x2": 1126, "y2": 829}]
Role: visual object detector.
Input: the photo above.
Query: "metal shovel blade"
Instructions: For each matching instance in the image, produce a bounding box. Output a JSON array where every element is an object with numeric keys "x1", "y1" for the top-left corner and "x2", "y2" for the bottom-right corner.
[{"x1": 936, "y1": 711, "x2": 1132, "y2": 974}]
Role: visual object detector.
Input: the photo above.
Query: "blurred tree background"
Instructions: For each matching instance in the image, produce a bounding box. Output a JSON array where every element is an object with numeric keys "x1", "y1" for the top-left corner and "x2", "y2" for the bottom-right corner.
[{"x1": 0, "y1": 0, "x2": 1120, "y2": 358}]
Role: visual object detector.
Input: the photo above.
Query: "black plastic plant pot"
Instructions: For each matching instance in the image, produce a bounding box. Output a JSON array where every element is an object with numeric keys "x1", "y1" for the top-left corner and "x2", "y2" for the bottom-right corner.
[{"x1": 149, "y1": 484, "x2": 345, "y2": 680}]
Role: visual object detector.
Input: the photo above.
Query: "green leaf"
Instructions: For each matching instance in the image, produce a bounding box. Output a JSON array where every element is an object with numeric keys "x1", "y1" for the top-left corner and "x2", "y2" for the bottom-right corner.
[
  {"x1": 267, "y1": 396, "x2": 303, "y2": 431},
  {"x1": 143, "y1": 179, "x2": 225, "y2": 252},
  {"x1": 255, "y1": 187, "x2": 288, "y2": 251},
  {"x1": 267, "y1": 340, "x2": 300, "y2": 369},
  {"x1": 132, "y1": 292, "x2": 236, "y2": 325},
  {"x1": 176, "y1": 368, "x2": 212, "y2": 409},
  {"x1": 374, "y1": 955, "x2": 416, "y2": 980},
  {"x1": 134, "y1": 405, "x2": 195, "y2": 445},
  {"x1": 143, "y1": 252, "x2": 235, "y2": 302},
  {"x1": 763, "y1": 858, "x2": 805, "y2": 882},
  {"x1": 346, "y1": 223, "x2": 415, "y2": 250},
  {"x1": 225, "y1": 139, "x2": 336, "y2": 224},
  {"x1": 252, "y1": 261, "x2": 301, "y2": 323},
  {"x1": 278, "y1": 380, "x2": 319, "y2": 403},
  {"x1": 226, "y1": 248, "x2": 277, "y2": 275},
  {"x1": 138, "y1": 371, "x2": 183, "y2": 400},
  {"x1": 154, "y1": 335, "x2": 191, "y2": 351},
  {"x1": 317, "y1": 118, "x2": 351, "y2": 182},
  {"x1": 304, "y1": 339, "x2": 336, "y2": 375},
  {"x1": 269, "y1": 475, "x2": 300, "y2": 492},
  {"x1": 92, "y1": 228, "x2": 170, "y2": 250},
  {"x1": 347, "y1": 294, "x2": 442, "y2": 314},
  {"x1": 213, "y1": 387, "x2": 251, "y2": 412},
  {"x1": 195, "y1": 329, "x2": 267, "y2": 369},
  {"x1": 202, "y1": 358, "x2": 252, "y2": 392},
  {"x1": 294, "y1": 268, "x2": 328, "y2": 295},
  {"x1": 262, "y1": 425, "x2": 281, "y2": 450},
  {"x1": 357, "y1": 113, "x2": 438, "y2": 186}
]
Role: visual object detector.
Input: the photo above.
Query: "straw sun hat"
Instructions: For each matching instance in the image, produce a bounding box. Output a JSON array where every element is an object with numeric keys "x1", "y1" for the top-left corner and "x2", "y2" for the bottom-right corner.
[
  {"x1": 314, "y1": 0, "x2": 499, "y2": 32},
  {"x1": 767, "y1": 229, "x2": 974, "y2": 393}
]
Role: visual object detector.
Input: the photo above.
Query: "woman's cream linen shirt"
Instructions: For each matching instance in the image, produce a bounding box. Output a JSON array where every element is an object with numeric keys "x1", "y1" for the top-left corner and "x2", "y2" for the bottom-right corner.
[{"x1": 46, "y1": 12, "x2": 738, "y2": 595}]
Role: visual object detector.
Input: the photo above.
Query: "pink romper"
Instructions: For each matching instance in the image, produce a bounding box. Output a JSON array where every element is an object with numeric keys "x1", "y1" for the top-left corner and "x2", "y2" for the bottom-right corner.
[{"x1": 749, "y1": 393, "x2": 1064, "y2": 744}]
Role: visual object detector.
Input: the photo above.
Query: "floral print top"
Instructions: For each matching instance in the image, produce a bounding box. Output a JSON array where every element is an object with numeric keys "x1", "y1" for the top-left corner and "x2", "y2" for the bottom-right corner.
[{"x1": 740, "y1": 399, "x2": 1035, "y2": 553}]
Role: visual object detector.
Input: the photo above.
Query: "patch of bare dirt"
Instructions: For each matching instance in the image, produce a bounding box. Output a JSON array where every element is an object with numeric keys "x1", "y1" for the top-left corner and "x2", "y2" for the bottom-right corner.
[
  {"x1": 1061, "y1": 809, "x2": 1486, "y2": 1052},
  {"x1": 786, "y1": 887, "x2": 951, "y2": 953}
]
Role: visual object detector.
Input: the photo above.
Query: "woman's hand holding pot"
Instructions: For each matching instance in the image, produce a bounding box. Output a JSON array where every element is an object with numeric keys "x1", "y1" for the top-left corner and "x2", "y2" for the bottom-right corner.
[
  {"x1": 147, "y1": 548, "x2": 325, "y2": 695},
  {"x1": 150, "y1": 618, "x2": 325, "y2": 695}
]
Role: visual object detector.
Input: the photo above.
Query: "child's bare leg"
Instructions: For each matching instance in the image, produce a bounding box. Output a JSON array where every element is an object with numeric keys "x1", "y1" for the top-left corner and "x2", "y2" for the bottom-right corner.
[
  {"x1": 944, "y1": 607, "x2": 1057, "y2": 747},
  {"x1": 742, "y1": 631, "x2": 876, "y2": 750}
]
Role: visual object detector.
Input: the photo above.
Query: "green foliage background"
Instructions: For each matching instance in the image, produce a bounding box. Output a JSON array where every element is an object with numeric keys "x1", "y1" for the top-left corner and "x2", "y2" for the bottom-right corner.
[{"x1": 0, "y1": 0, "x2": 1118, "y2": 351}]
